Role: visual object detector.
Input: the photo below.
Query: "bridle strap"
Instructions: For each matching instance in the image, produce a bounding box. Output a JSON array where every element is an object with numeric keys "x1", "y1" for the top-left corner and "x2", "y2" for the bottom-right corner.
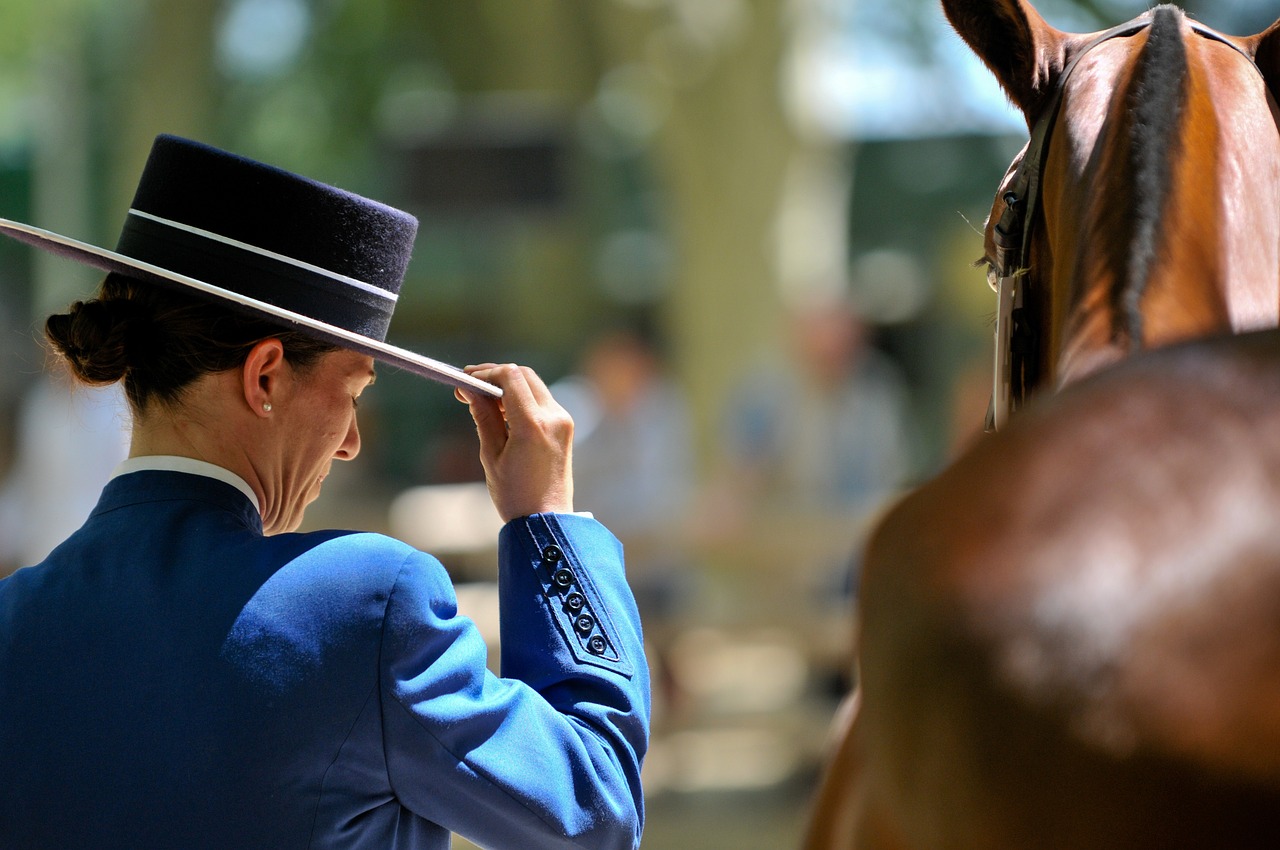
[
  {"x1": 987, "y1": 20, "x2": 1152, "y2": 431},
  {"x1": 991, "y1": 20, "x2": 1153, "y2": 280},
  {"x1": 987, "y1": 17, "x2": 1262, "y2": 431}
]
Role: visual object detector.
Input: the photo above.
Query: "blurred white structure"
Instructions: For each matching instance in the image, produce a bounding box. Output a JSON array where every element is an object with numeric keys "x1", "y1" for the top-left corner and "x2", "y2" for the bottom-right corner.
[
  {"x1": 388, "y1": 482, "x2": 504, "y2": 556},
  {"x1": 0, "y1": 377, "x2": 130, "y2": 568}
]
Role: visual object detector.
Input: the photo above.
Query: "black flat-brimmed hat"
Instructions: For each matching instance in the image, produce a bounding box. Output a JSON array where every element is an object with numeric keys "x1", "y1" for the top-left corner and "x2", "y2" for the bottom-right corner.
[{"x1": 0, "y1": 133, "x2": 499, "y2": 397}]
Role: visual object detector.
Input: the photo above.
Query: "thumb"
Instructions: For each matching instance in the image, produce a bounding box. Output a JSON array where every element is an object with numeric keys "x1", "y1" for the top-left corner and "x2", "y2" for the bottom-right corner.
[{"x1": 465, "y1": 392, "x2": 508, "y2": 460}]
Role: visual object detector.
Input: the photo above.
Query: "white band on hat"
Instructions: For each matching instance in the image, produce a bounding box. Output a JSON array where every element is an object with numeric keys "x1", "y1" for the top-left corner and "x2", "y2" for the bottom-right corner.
[{"x1": 127, "y1": 208, "x2": 398, "y2": 303}]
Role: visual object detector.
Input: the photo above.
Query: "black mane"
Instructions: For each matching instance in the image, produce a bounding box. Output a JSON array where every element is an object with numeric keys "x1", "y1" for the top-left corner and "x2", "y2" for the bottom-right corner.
[{"x1": 1114, "y1": 5, "x2": 1189, "y2": 346}]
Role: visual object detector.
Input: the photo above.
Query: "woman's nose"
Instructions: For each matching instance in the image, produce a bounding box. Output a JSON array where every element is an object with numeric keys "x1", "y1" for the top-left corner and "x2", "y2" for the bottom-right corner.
[{"x1": 336, "y1": 415, "x2": 361, "y2": 461}]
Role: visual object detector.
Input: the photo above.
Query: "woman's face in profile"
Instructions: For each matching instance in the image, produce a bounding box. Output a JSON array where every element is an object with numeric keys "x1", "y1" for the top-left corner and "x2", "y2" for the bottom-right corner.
[{"x1": 262, "y1": 348, "x2": 376, "y2": 534}]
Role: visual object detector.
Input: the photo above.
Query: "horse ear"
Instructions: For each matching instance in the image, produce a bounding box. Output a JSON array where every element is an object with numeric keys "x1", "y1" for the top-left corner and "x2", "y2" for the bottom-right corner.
[
  {"x1": 942, "y1": 0, "x2": 1069, "y2": 120},
  {"x1": 1246, "y1": 17, "x2": 1280, "y2": 107}
]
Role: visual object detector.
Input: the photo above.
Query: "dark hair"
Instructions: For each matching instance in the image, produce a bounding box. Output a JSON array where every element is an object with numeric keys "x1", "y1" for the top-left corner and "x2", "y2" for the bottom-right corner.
[{"x1": 45, "y1": 273, "x2": 338, "y2": 412}]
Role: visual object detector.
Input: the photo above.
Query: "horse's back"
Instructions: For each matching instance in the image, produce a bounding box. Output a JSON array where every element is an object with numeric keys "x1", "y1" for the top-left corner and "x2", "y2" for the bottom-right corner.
[{"x1": 855, "y1": 330, "x2": 1280, "y2": 849}]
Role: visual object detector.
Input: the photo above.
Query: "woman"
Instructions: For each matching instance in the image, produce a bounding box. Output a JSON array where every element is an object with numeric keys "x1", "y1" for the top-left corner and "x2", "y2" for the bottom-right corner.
[{"x1": 0, "y1": 135, "x2": 649, "y2": 849}]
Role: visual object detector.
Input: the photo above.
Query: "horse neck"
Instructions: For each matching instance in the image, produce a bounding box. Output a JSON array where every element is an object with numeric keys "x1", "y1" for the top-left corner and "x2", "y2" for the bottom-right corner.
[{"x1": 1039, "y1": 19, "x2": 1280, "y2": 390}]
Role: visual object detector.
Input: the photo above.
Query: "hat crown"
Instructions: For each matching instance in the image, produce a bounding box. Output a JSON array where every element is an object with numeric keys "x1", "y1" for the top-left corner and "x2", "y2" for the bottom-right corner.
[
  {"x1": 127, "y1": 135, "x2": 418, "y2": 294},
  {"x1": 0, "y1": 133, "x2": 499, "y2": 395}
]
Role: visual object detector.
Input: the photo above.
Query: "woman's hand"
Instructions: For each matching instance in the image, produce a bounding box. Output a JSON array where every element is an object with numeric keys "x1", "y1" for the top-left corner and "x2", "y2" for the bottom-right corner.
[{"x1": 457, "y1": 363, "x2": 575, "y2": 522}]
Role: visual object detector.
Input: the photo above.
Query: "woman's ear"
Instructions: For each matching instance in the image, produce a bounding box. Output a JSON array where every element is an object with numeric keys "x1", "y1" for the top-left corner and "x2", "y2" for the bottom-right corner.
[{"x1": 242, "y1": 338, "x2": 286, "y2": 417}]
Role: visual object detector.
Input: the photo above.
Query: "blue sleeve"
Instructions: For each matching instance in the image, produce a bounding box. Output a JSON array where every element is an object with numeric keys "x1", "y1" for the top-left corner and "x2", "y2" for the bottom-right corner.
[{"x1": 380, "y1": 513, "x2": 650, "y2": 850}]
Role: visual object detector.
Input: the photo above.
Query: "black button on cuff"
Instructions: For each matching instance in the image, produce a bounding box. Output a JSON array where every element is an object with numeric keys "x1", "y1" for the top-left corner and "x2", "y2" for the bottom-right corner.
[{"x1": 520, "y1": 514, "x2": 631, "y2": 674}]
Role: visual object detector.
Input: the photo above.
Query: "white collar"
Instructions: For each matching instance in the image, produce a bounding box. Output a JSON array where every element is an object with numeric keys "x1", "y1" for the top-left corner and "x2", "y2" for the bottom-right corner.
[{"x1": 111, "y1": 455, "x2": 261, "y2": 513}]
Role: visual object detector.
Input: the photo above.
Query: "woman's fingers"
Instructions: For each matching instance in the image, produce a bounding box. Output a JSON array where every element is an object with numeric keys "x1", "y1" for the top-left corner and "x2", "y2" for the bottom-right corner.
[
  {"x1": 460, "y1": 363, "x2": 574, "y2": 521},
  {"x1": 459, "y1": 385, "x2": 509, "y2": 459},
  {"x1": 472, "y1": 364, "x2": 538, "y2": 433},
  {"x1": 514, "y1": 363, "x2": 556, "y2": 406}
]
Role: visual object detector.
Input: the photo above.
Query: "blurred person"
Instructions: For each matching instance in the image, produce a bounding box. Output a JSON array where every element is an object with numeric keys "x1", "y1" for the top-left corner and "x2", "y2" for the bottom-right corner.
[
  {"x1": 713, "y1": 297, "x2": 912, "y2": 525},
  {"x1": 694, "y1": 297, "x2": 914, "y2": 703},
  {"x1": 552, "y1": 325, "x2": 697, "y2": 723},
  {"x1": 0, "y1": 135, "x2": 648, "y2": 850},
  {"x1": 0, "y1": 375, "x2": 129, "y2": 572},
  {"x1": 553, "y1": 326, "x2": 695, "y2": 584}
]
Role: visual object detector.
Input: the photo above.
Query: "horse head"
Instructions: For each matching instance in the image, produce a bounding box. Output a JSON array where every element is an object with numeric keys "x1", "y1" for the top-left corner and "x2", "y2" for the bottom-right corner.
[{"x1": 949, "y1": 0, "x2": 1280, "y2": 425}]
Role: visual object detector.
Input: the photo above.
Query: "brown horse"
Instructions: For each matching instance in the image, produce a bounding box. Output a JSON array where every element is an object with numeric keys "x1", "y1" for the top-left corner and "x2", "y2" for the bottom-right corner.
[{"x1": 803, "y1": 2, "x2": 1280, "y2": 848}]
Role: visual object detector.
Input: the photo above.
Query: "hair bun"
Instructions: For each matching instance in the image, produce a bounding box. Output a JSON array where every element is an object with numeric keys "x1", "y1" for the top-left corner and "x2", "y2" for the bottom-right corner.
[{"x1": 45, "y1": 297, "x2": 149, "y2": 385}]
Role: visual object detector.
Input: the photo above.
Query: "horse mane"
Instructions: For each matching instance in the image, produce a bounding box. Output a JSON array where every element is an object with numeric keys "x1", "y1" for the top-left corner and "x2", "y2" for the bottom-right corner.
[{"x1": 1112, "y1": 5, "x2": 1189, "y2": 347}]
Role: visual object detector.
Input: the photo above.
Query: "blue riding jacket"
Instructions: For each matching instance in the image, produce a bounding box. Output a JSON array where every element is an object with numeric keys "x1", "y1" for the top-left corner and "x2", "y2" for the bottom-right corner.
[{"x1": 0, "y1": 468, "x2": 649, "y2": 849}]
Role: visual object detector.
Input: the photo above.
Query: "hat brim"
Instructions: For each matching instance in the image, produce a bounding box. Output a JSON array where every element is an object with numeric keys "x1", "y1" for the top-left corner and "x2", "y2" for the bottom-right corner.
[{"x1": 0, "y1": 218, "x2": 501, "y2": 398}]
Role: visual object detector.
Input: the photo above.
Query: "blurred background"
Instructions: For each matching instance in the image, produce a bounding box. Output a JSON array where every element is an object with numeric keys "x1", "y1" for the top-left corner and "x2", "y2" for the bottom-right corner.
[{"x1": 0, "y1": 0, "x2": 1275, "y2": 845}]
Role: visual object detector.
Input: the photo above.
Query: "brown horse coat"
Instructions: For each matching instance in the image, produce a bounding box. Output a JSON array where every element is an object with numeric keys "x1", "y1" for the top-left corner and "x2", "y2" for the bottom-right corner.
[{"x1": 855, "y1": 329, "x2": 1280, "y2": 849}]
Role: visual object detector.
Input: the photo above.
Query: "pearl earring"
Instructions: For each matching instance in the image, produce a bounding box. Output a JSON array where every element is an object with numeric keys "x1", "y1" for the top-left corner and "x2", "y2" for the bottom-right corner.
[{"x1": 262, "y1": 402, "x2": 273, "y2": 412}]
